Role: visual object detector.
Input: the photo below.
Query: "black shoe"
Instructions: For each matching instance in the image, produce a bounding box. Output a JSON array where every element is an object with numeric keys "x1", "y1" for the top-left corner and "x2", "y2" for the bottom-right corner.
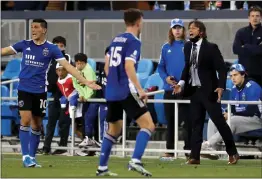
[
  {"x1": 41, "y1": 147, "x2": 51, "y2": 155},
  {"x1": 52, "y1": 149, "x2": 67, "y2": 155}
]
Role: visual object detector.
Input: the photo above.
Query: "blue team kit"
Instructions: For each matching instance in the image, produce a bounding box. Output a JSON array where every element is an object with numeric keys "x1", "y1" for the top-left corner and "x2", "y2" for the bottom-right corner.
[{"x1": 11, "y1": 40, "x2": 64, "y2": 93}]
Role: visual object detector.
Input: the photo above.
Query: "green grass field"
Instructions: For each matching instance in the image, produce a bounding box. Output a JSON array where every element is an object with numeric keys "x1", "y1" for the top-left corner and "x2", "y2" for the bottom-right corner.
[{"x1": 1, "y1": 154, "x2": 262, "y2": 178}]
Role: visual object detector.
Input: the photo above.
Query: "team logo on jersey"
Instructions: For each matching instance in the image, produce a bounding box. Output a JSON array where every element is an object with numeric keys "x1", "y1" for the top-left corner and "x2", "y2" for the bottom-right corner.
[
  {"x1": 42, "y1": 48, "x2": 49, "y2": 56},
  {"x1": 130, "y1": 50, "x2": 138, "y2": 59},
  {"x1": 18, "y1": 100, "x2": 24, "y2": 107}
]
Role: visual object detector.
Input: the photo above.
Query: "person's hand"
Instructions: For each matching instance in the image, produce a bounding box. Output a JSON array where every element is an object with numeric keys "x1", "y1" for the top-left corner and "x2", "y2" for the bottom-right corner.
[
  {"x1": 82, "y1": 80, "x2": 101, "y2": 90},
  {"x1": 223, "y1": 112, "x2": 228, "y2": 120},
  {"x1": 173, "y1": 84, "x2": 182, "y2": 94},
  {"x1": 214, "y1": 88, "x2": 223, "y2": 103},
  {"x1": 138, "y1": 89, "x2": 148, "y2": 104},
  {"x1": 166, "y1": 76, "x2": 176, "y2": 85}
]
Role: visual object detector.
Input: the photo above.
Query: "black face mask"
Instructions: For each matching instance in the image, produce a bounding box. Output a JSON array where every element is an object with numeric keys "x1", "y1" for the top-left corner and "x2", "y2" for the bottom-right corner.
[{"x1": 189, "y1": 35, "x2": 201, "y2": 43}]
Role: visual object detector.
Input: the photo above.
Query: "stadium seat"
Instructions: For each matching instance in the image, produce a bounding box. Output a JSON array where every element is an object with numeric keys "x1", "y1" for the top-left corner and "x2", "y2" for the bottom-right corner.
[
  {"x1": 88, "y1": 58, "x2": 96, "y2": 71},
  {"x1": 137, "y1": 59, "x2": 154, "y2": 88},
  {"x1": 1, "y1": 58, "x2": 21, "y2": 80},
  {"x1": 233, "y1": 59, "x2": 239, "y2": 64},
  {"x1": 1, "y1": 85, "x2": 9, "y2": 98},
  {"x1": 226, "y1": 79, "x2": 234, "y2": 90},
  {"x1": 144, "y1": 73, "x2": 166, "y2": 124}
]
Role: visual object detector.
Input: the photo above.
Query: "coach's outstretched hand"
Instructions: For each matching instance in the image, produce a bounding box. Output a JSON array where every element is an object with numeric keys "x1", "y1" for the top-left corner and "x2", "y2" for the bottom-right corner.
[{"x1": 84, "y1": 80, "x2": 102, "y2": 90}]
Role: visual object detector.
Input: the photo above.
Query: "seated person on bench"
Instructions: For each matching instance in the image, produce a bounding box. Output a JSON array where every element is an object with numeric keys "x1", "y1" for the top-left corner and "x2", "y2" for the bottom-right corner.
[{"x1": 202, "y1": 64, "x2": 262, "y2": 158}]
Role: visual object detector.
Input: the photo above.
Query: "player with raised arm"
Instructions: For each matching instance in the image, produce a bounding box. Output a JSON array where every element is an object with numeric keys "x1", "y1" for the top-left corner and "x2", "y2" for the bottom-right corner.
[
  {"x1": 96, "y1": 9, "x2": 155, "y2": 177},
  {"x1": 1, "y1": 19, "x2": 101, "y2": 168}
]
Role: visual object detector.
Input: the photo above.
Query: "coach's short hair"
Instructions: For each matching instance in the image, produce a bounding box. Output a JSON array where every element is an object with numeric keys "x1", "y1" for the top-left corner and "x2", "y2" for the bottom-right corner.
[
  {"x1": 188, "y1": 19, "x2": 207, "y2": 39},
  {"x1": 248, "y1": 6, "x2": 262, "y2": 16},
  {"x1": 74, "y1": 53, "x2": 87, "y2": 63},
  {"x1": 32, "y1": 19, "x2": 47, "y2": 29},
  {"x1": 124, "y1": 8, "x2": 143, "y2": 26},
  {"x1": 52, "y1": 36, "x2": 66, "y2": 46}
]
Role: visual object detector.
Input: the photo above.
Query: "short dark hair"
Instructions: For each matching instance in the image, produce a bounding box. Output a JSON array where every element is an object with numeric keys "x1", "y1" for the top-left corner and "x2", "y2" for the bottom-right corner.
[
  {"x1": 188, "y1": 20, "x2": 207, "y2": 39},
  {"x1": 52, "y1": 36, "x2": 66, "y2": 46},
  {"x1": 32, "y1": 19, "x2": 47, "y2": 29},
  {"x1": 124, "y1": 8, "x2": 143, "y2": 26},
  {"x1": 248, "y1": 6, "x2": 262, "y2": 16},
  {"x1": 74, "y1": 53, "x2": 87, "y2": 63}
]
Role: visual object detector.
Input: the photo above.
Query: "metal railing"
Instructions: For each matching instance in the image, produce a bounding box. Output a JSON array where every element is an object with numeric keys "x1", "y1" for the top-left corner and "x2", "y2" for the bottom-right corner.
[{"x1": 1, "y1": 79, "x2": 262, "y2": 157}]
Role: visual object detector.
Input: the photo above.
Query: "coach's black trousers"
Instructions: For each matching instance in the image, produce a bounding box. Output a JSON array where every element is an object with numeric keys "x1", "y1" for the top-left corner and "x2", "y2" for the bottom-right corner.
[
  {"x1": 164, "y1": 91, "x2": 191, "y2": 153},
  {"x1": 189, "y1": 87, "x2": 237, "y2": 160},
  {"x1": 43, "y1": 98, "x2": 71, "y2": 151}
]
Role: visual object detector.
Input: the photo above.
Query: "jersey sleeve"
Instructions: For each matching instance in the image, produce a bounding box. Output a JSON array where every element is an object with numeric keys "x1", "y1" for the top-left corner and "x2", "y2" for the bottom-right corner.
[
  {"x1": 10, "y1": 40, "x2": 26, "y2": 53},
  {"x1": 52, "y1": 45, "x2": 65, "y2": 61},
  {"x1": 125, "y1": 40, "x2": 141, "y2": 64}
]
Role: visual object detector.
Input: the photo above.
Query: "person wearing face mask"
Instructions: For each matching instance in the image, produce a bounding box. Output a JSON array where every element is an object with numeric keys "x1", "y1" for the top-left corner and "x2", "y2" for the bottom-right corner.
[
  {"x1": 158, "y1": 18, "x2": 191, "y2": 160},
  {"x1": 173, "y1": 20, "x2": 239, "y2": 165},
  {"x1": 233, "y1": 6, "x2": 262, "y2": 87}
]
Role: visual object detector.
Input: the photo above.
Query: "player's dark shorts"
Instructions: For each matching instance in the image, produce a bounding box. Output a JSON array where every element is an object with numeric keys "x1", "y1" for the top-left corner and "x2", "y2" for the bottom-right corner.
[
  {"x1": 106, "y1": 93, "x2": 148, "y2": 123},
  {"x1": 18, "y1": 90, "x2": 47, "y2": 117}
]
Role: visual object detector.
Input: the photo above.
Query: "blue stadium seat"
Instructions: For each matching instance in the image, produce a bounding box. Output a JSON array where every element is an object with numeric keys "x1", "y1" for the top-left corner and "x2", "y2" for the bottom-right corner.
[
  {"x1": 226, "y1": 78, "x2": 233, "y2": 90},
  {"x1": 137, "y1": 59, "x2": 154, "y2": 88},
  {"x1": 1, "y1": 58, "x2": 21, "y2": 80},
  {"x1": 144, "y1": 73, "x2": 166, "y2": 124},
  {"x1": 1, "y1": 85, "x2": 9, "y2": 98},
  {"x1": 88, "y1": 58, "x2": 96, "y2": 71},
  {"x1": 233, "y1": 59, "x2": 239, "y2": 64}
]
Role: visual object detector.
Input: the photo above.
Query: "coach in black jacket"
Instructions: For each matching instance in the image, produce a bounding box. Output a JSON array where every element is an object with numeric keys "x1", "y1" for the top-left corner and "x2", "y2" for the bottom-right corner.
[
  {"x1": 42, "y1": 36, "x2": 71, "y2": 155},
  {"x1": 233, "y1": 6, "x2": 262, "y2": 86},
  {"x1": 174, "y1": 20, "x2": 239, "y2": 165}
]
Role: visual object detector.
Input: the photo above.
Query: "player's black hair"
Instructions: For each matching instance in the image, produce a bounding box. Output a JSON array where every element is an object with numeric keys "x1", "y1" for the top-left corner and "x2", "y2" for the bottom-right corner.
[
  {"x1": 52, "y1": 36, "x2": 66, "y2": 46},
  {"x1": 188, "y1": 20, "x2": 207, "y2": 39},
  {"x1": 32, "y1": 19, "x2": 48, "y2": 29},
  {"x1": 124, "y1": 8, "x2": 143, "y2": 26},
  {"x1": 74, "y1": 53, "x2": 87, "y2": 63}
]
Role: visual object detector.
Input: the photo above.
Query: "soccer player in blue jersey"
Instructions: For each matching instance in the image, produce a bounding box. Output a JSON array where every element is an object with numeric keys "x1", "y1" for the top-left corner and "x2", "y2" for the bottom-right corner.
[
  {"x1": 96, "y1": 9, "x2": 155, "y2": 177},
  {"x1": 1, "y1": 19, "x2": 101, "y2": 168}
]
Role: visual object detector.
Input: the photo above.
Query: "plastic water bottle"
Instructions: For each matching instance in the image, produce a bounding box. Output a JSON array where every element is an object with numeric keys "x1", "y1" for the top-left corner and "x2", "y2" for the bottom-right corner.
[
  {"x1": 243, "y1": 1, "x2": 248, "y2": 10},
  {"x1": 184, "y1": 1, "x2": 190, "y2": 11},
  {"x1": 153, "y1": 1, "x2": 160, "y2": 11}
]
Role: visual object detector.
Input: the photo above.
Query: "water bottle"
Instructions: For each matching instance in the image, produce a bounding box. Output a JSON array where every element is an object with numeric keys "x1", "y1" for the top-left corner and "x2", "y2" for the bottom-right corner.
[
  {"x1": 210, "y1": 2, "x2": 216, "y2": 10},
  {"x1": 243, "y1": 1, "x2": 248, "y2": 10},
  {"x1": 184, "y1": 1, "x2": 190, "y2": 11},
  {"x1": 153, "y1": 1, "x2": 160, "y2": 11}
]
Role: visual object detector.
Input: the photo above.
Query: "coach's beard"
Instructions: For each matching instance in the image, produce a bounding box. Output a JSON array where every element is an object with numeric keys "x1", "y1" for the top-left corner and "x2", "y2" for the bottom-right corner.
[{"x1": 189, "y1": 35, "x2": 201, "y2": 43}]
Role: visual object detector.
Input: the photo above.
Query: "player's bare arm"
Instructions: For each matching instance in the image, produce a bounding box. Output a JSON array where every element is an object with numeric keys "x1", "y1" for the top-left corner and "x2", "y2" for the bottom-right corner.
[
  {"x1": 58, "y1": 59, "x2": 101, "y2": 90},
  {"x1": 125, "y1": 60, "x2": 147, "y2": 100},
  {"x1": 1, "y1": 47, "x2": 16, "y2": 56},
  {"x1": 104, "y1": 54, "x2": 110, "y2": 76}
]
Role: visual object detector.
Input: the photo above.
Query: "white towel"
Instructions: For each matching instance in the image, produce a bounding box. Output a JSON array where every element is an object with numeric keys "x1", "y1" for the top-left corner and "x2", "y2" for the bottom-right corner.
[{"x1": 69, "y1": 102, "x2": 83, "y2": 119}]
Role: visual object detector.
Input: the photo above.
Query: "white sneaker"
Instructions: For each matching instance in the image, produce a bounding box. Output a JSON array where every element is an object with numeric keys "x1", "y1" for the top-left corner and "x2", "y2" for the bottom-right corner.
[
  {"x1": 79, "y1": 136, "x2": 101, "y2": 148},
  {"x1": 201, "y1": 141, "x2": 219, "y2": 160},
  {"x1": 76, "y1": 149, "x2": 88, "y2": 156},
  {"x1": 202, "y1": 141, "x2": 216, "y2": 151}
]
